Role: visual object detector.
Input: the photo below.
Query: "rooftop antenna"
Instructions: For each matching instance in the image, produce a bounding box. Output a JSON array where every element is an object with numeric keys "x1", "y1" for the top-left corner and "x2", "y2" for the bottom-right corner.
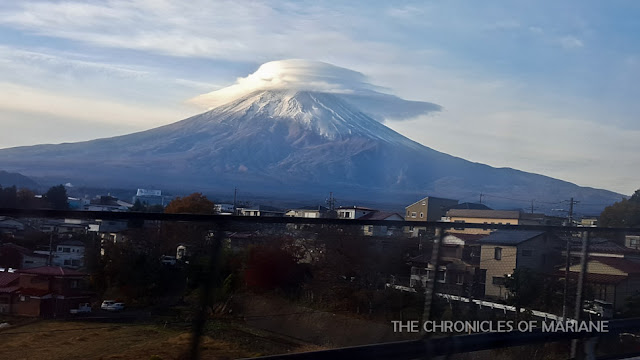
[{"x1": 326, "y1": 192, "x2": 336, "y2": 211}]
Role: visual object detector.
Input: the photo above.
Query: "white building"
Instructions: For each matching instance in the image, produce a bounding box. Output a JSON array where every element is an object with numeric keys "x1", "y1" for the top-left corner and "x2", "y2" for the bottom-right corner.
[{"x1": 336, "y1": 206, "x2": 376, "y2": 220}]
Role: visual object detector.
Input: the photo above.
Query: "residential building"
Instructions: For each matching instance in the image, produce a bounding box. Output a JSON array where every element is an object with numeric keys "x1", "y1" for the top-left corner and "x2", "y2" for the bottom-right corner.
[
  {"x1": 0, "y1": 271, "x2": 19, "y2": 314},
  {"x1": 38, "y1": 219, "x2": 88, "y2": 236},
  {"x1": 10, "y1": 266, "x2": 91, "y2": 317},
  {"x1": 336, "y1": 206, "x2": 377, "y2": 220},
  {"x1": 285, "y1": 205, "x2": 330, "y2": 219},
  {"x1": 0, "y1": 243, "x2": 48, "y2": 269},
  {"x1": 237, "y1": 205, "x2": 285, "y2": 217},
  {"x1": 408, "y1": 233, "x2": 485, "y2": 297},
  {"x1": 85, "y1": 195, "x2": 132, "y2": 212},
  {"x1": 444, "y1": 209, "x2": 546, "y2": 235},
  {"x1": 625, "y1": 235, "x2": 640, "y2": 251},
  {"x1": 214, "y1": 203, "x2": 235, "y2": 215},
  {"x1": 478, "y1": 230, "x2": 560, "y2": 299},
  {"x1": 53, "y1": 240, "x2": 85, "y2": 268},
  {"x1": 405, "y1": 196, "x2": 459, "y2": 222},
  {"x1": 404, "y1": 197, "x2": 458, "y2": 238},
  {"x1": 580, "y1": 217, "x2": 599, "y2": 227},
  {"x1": 553, "y1": 237, "x2": 640, "y2": 311},
  {"x1": 132, "y1": 188, "x2": 168, "y2": 207},
  {"x1": 558, "y1": 257, "x2": 640, "y2": 311},
  {"x1": 0, "y1": 217, "x2": 29, "y2": 239},
  {"x1": 360, "y1": 211, "x2": 404, "y2": 237}
]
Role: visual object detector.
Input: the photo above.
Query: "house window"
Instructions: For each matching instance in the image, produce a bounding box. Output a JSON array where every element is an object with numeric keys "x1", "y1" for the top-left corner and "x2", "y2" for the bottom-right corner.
[
  {"x1": 454, "y1": 220, "x2": 465, "y2": 230},
  {"x1": 57, "y1": 246, "x2": 62, "y2": 251},
  {"x1": 492, "y1": 276, "x2": 505, "y2": 286},
  {"x1": 420, "y1": 212, "x2": 424, "y2": 218},
  {"x1": 436, "y1": 270, "x2": 446, "y2": 283},
  {"x1": 494, "y1": 247, "x2": 502, "y2": 260},
  {"x1": 70, "y1": 279, "x2": 79, "y2": 289},
  {"x1": 367, "y1": 226, "x2": 373, "y2": 232},
  {"x1": 64, "y1": 260, "x2": 71, "y2": 265},
  {"x1": 522, "y1": 249, "x2": 532, "y2": 257},
  {"x1": 62, "y1": 247, "x2": 71, "y2": 253},
  {"x1": 407, "y1": 210, "x2": 410, "y2": 216},
  {"x1": 411, "y1": 212, "x2": 417, "y2": 218},
  {"x1": 456, "y1": 273, "x2": 464, "y2": 285}
]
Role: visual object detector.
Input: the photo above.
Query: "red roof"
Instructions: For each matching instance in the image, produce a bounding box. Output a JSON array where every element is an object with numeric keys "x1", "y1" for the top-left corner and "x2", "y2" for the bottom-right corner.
[
  {"x1": 0, "y1": 286, "x2": 20, "y2": 293},
  {"x1": 0, "y1": 272, "x2": 19, "y2": 287},
  {"x1": 19, "y1": 288, "x2": 51, "y2": 297},
  {"x1": 18, "y1": 266, "x2": 86, "y2": 277},
  {"x1": 591, "y1": 257, "x2": 640, "y2": 274}
]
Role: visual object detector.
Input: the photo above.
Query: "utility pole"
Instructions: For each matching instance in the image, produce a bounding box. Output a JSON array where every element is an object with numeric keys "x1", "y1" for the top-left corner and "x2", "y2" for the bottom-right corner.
[
  {"x1": 48, "y1": 229, "x2": 55, "y2": 266},
  {"x1": 233, "y1": 187, "x2": 237, "y2": 215},
  {"x1": 570, "y1": 231, "x2": 591, "y2": 359},
  {"x1": 561, "y1": 197, "x2": 579, "y2": 321},
  {"x1": 568, "y1": 197, "x2": 579, "y2": 226},
  {"x1": 530, "y1": 199, "x2": 535, "y2": 214},
  {"x1": 479, "y1": 193, "x2": 484, "y2": 204}
]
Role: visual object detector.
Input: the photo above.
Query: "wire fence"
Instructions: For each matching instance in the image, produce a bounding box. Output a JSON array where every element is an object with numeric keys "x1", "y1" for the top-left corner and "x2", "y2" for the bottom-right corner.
[{"x1": 0, "y1": 208, "x2": 639, "y2": 359}]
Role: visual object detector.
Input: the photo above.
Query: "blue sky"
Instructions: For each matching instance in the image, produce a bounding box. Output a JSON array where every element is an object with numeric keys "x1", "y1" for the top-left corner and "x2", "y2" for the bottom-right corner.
[{"x1": 0, "y1": 0, "x2": 639, "y2": 194}]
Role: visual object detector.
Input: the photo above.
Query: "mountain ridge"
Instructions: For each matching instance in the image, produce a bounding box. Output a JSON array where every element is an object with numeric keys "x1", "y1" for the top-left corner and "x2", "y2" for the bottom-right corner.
[{"x1": 0, "y1": 89, "x2": 623, "y2": 214}]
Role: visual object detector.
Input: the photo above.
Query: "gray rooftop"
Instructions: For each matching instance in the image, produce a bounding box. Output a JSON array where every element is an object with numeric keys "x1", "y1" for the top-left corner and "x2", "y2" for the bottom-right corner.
[{"x1": 477, "y1": 230, "x2": 546, "y2": 246}]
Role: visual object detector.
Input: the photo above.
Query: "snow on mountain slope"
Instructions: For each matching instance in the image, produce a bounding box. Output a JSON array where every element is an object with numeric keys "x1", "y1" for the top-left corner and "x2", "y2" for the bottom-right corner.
[{"x1": 0, "y1": 60, "x2": 624, "y2": 213}]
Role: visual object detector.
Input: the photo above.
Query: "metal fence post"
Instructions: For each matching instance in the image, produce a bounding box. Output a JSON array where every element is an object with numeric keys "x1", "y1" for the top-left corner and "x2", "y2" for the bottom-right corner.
[
  {"x1": 570, "y1": 230, "x2": 591, "y2": 359},
  {"x1": 422, "y1": 226, "x2": 444, "y2": 325},
  {"x1": 188, "y1": 222, "x2": 225, "y2": 360}
]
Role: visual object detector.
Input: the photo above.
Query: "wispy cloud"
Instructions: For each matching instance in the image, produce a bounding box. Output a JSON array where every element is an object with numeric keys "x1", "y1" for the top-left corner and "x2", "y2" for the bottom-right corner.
[
  {"x1": 0, "y1": 1, "x2": 637, "y2": 193},
  {"x1": 558, "y1": 35, "x2": 584, "y2": 49},
  {"x1": 0, "y1": 82, "x2": 191, "y2": 128},
  {"x1": 0, "y1": 1, "x2": 397, "y2": 63}
]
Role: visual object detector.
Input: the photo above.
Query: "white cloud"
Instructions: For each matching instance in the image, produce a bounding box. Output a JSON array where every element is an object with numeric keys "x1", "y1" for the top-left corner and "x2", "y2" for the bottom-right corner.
[
  {"x1": 188, "y1": 59, "x2": 382, "y2": 108},
  {"x1": 558, "y1": 35, "x2": 584, "y2": 49},
  {"x1": 0, "y1": 1, "x2": 636, "y2": 194},
  {"x1": 0, "y1": 1, "x2": 396, "y2": 63}
]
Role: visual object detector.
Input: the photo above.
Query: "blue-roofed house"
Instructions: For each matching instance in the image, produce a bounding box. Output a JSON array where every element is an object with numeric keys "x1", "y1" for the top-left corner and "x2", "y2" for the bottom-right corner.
[{"x1": 478, "y1": 230, "x2": 562, "y2": 299}]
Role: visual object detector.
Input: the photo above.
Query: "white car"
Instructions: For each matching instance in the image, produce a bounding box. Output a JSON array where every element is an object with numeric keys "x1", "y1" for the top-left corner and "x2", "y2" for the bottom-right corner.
[
  {"x1": 101, "y1": 300, "x2": 116, "y2": 310},
  {"x1": 106, "y1": 302, "x2": 125, "y2": 311},
  {"x1": 70, "y1": 303, "x2": 92, "y2": 314}
]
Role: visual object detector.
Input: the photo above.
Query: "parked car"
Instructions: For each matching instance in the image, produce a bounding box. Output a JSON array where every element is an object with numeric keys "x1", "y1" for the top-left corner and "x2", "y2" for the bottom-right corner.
[
  {"x1": 101, "y1": 300, "x2": 116, "y2": 310},
  {"x1": 70, "y1": 303, "x2": 92, "y2": 314},
  {"x1": 160, "y1": 255, "x2": 177, "y2": 266},
  {"x1": 583, "y1": 299, "x2": 613, "y2": 319},
  {"x1": 107, "y1": 302, "x2": 125, "y2": 311}
]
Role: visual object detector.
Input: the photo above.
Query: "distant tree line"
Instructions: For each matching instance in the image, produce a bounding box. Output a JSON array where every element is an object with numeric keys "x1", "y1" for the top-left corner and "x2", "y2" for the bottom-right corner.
[
  {"x1": 0, "y1": 184, "x2": 69, "y2": 209},
  {"x1": 600, "y1": 189, "x2": 640, "y2": 228}
]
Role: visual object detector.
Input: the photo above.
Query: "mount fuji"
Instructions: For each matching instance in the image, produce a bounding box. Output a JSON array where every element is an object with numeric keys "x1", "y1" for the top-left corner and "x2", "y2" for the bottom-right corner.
[{"x1": 0, "y1": 60, "x2": 622, "y2": 213}]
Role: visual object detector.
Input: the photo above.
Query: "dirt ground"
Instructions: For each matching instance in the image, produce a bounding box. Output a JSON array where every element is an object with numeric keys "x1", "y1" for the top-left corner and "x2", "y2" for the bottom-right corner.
[{"x1": 0, "y1": 320, "x2": 321, "y2": 360}]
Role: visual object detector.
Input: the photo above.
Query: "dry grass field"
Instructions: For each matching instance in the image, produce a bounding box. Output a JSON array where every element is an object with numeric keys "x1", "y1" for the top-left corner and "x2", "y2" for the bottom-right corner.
[{"x1": 0, "y1": 320, "x2": 320, "y2": 360}]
